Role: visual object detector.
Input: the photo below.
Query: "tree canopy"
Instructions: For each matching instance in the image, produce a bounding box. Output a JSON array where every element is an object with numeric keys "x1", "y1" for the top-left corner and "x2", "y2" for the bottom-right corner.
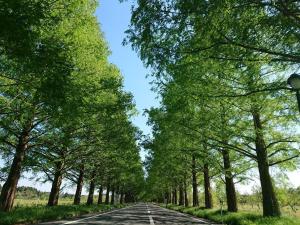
[
  {"x1": 0, "y1": 0, "x2": 144, "y2": 212},
  {"x1": 126, "y1": 0, "x2": 300, "y2": 217}
]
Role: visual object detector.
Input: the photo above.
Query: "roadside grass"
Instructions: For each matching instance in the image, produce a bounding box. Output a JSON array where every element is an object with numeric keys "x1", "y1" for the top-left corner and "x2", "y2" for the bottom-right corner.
[
  {"x1": 0, "y1": 203, "x2": 125, "y2": 225},
  {"x1": 13, "y1": 198, "x2": 75, "y2": 207},
  {"x1": 164, "y1": 204, "x2": 300, "y2": 225},
  {"x1": 237, "y1": 204, "x2": 300, "y2": 218}
]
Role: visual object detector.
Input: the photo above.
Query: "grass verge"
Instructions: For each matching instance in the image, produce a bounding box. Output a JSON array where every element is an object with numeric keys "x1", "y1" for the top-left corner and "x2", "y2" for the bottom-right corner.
[
  {"x1": 0, "y1": 204, "x2": 125, "y2": 225},
  {"x1": 164, "y1": 204, "x2": 300, "y2": 225}
]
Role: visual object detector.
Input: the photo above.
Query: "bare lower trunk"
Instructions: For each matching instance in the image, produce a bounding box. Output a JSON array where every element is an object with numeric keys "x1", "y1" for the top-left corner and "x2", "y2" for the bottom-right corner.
[
  {"x1": 120, "y1": 191, "x2": 124, "y2": 204},
  {"x1": 203, "y1": 163, "x2": 213, "y2": 209},
  {"x1": 179, "y1": 185, "x2": 184, "y2": 205},
  {"x1": 257, "y1": 154, "x2": 280, "y2": 216},
  {"x1": 0, "y1": 125, "x2": 31, "y2": 211},
  {"x1": 222, "y1": 147, "x2": 238, "y2": 212},
  {"x1": 172, "y1": 188, "x2": 177, "y2": 204},
  {"x1": 220, "y1": 104, "x2": 237, "y2": 212},
  {"x1": 98, "y1": 186, "x2": 103, "y2": 204},
  {"x1": 115, "y1": 186, "x2": 120, "y2": 203},
  {"x1": 192, "y1": 155, "x2": 199, "y2": 206},
  {"x1": 48, "y1": 161, "x2": 64, "y2": 206},
  {"x1": 73, "y1": 166, "x2": 84, "y2": 205},
  {"x1": 110, "y1": 187, "x2": 115, "y2": 205},
  {"x1": 165, "y1": 192, "x2": 170, "y2": 205},
  {"x1": 184, "y1": 181, "x2": 189, "y2": 207},
  {"x1": 252, "y1": 110, "x2": 280, "y2": 217},
  {"x1": 174, "y1": 188, "x2": 177, "y2": 204},
  {"x1": 87, "y1": 182, "x2": 95, "y2": 205},
  {"x1": 105, "y1": 183, "x2": 110, "y2": 204}
]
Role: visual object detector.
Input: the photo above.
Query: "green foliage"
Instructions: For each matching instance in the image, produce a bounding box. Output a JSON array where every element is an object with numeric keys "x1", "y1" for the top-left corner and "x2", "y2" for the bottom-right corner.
[
  {"x1": 126, "y1": 0, "x2": 300, "y2": 217},
  {"x1": 0, "y1": 0, "x2": 144, "y2": 211}
]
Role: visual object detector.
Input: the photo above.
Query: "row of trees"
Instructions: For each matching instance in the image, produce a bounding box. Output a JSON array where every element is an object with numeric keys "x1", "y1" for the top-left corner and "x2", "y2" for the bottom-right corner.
[
  {"x1": 0, "y1": 0, "x2": 144, "y2": 212},
  {"x1": 126, "y1": 0, "x2": 300, "y2": 217}
]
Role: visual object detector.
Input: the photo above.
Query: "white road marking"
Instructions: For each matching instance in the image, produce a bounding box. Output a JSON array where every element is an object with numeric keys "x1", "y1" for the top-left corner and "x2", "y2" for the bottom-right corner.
[
  {"x1": 63, "y1": 205, "x2": 135, "y2": 224},
  {"x1": 150, "y1": 204, "x2": 212, "y2": 224},
  {"x1": 146, "y1": 204, "x2": 155, "y2": 225},
  {"x1": 174, "y1": 209, "x2": 208, "y2": 223},
  {"x1": 149, "y1": 215, "x2": 155, "y2": 225}
]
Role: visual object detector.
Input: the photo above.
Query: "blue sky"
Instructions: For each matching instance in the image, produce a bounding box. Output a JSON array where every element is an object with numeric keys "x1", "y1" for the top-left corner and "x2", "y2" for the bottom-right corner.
[{"x1": 96, "y1": 0, "x2": 159, "y2": 136}]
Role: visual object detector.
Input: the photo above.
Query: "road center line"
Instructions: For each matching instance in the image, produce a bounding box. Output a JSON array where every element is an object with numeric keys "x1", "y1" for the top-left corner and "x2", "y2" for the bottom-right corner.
[
  {"x1": 146, "y1": 204, "x2": 155, "y2": 225},
  {"x1": 149, "y1": 215, "x2": 155, "y2": 225}
]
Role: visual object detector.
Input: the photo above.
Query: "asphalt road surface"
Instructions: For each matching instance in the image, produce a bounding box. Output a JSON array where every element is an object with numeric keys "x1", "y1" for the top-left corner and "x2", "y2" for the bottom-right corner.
[{"x1": 39, "y1": 203, "x2": 222, "y2": 225}]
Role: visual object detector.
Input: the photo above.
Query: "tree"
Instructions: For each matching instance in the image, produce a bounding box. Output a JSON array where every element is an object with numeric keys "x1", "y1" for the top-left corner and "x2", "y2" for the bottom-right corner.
[
  {"x1": 0, "y1": 0, "x2": 144, "y2": 211},
  {"x1": 126, "y1": 0, "x2": 300, "y2": 217}
]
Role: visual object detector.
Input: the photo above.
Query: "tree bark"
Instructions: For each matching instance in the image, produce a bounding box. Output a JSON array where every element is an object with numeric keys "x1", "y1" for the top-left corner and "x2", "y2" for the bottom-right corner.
[
  {"x1": 220, "y1": 103, "x2": 238, "y2": 212},
  {"x1": 73, "y1": 166, "x2": 84, "y2": 205},
  {"x1": 110, "y1": 187, "x2": 115, "y2": 205},
  {"x1": 174, "y1": 188, "x2": 177, "y2": 204},
  {"x1": 192, "y1": 155, "x2": 199, "y2": 206},
  {"x1": 86, "y1": 171, "x2": 96, "y2": 205},
  {"x1": 179, "y1": 185, "x2": 184, "y2": 205},
  {"x1": 120, "y1": 191, "x2": 124, "y2": 204},
  {"x1": 87, "y1": 177, "x2": 95, "y2": 205},
  {"x1": 172, "y1": 189, "x2": 174, "y2": 204},
  {"x1": 48, "y1": 161, "x2": 64, "y2": 206},
  {"x1": 184, "y1": 181, "x2": 189, "y2": 207},
  {"x1": 0, "y1": 124, "x2": 31, "y2": 211},
  {"x1": 203, "y1": 163, "x2": 213, "y2": 209},
  {"x1": 252, "y1": 110, "x2": 281, "y2": 217},
  {"x1": 105, "y1": 183, "x2": 110, "y2": 204},
  {"x1": 165, "y1": 192, "x2": 170, "y2": 205},
  {"x1": 222, "y1": 147, "x2": 238, "y2": 212},
  {"x1": 172, "y1": 189, "x2": 175, "y2": 204},
  {"x1": 98, "y1": 186, "x2": 103, "y2": 204}
]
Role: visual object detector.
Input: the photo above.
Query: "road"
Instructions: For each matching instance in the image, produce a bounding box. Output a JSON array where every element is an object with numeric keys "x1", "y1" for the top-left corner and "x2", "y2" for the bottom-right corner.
[{"x1": 39, "y1": 203, "x2": 222, "y2": 225}]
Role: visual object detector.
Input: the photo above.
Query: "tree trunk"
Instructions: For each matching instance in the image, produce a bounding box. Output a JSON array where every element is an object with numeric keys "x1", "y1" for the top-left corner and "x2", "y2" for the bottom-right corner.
[
  {"x1": 172, "y1": 189, "x2": 175, "y2": 204},
  {"x1": 165, "y1": 192, "x2": 170, "y2": 205},
  {"x1": 203, "y1": 163, "x2": 213, "y2": 209},
  {"x1": 110, "y1": 187, "x2": 115, "y2": 205},
  {"x1": 184, "y1": 181, "x2": 189, "y2": 207},
  {"x1": 87, "y1": 177, "x2": 95, "y2": 205},
  {"x1": 73, "y1": 166, "x2": 84, "y2": 205},
  {"x1": 86, "y1": 183, "x2": 95, "y2": 205},
  {"x1": 105, "y1": 183, "x2": 110, "y2": 204},
  {"x1": 98, "y1": 186, "x2": 103, "y2": 204},
  {"x1": 179, "y1": 185, "x2": 184, "y2": 205},
  {"x1": 252, "y1": 110, "x2": 280, "y2": 217},
  {"x1": 192, "y1": 155, "x2": 199, "y2": 206},
  {"x1": 48, "y1": 161, "x2": 64, "y2": 206},
  {"x1": 222, "y1": 147, "x2": 238, "y2": 212},
  {"x1": 0, "y1": 125, "x2": 31, "y2": 211},
  {"x1": 174, "y1": 188, "x2": 177, "y2": 204},
  {"x1": 120, "y1": 191, "x2": 124, "y2": 204},
  {"x1": 220, "y1": 103, "x2": 238, "y2": 212}
]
